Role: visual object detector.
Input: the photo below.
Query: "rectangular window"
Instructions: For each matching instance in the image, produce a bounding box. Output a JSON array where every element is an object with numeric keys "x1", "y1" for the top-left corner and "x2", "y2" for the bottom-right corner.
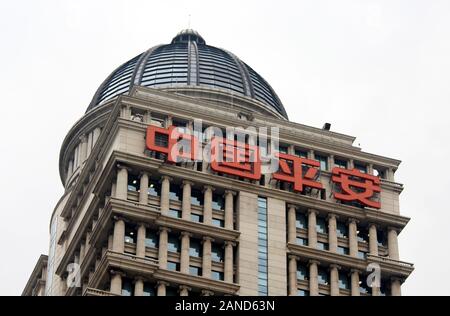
[
  {"x1": 189, "y1": 240, "x2": 202, "y2": 257},
  {"x1": 295, "y1": 149, "x2": 308, "y2": 158},
  {"x1": 169, "y1": 185, "x2": 181, "y2": 201},
  {"x1": 167, "y1": 235, "x2": 180, "y2": 253},
  {"x1": 318, "y1": 268, "x2": 329, "y2": 285},
  {"x1": 316, "y1": 217, "x2": 328, "y2": 234},
  {"x1": 297, "y1": 264, "x2": 308, "y2": 280},
  {"x1": 124, "y1": 225, "x2": 136, "y2": 244},
  {"x1": 127, "y1": 174, "x2": 140, "y2": 192},
  {"x1": 354, "y1": 163, "x2": 367, "y2": 173},
  {"x1": 145, "y1": 231, "x2": 158, "y2": 248},
  {"x1": 337, "y1": 246, "x2": 350, "y2": 255},
  {"x1": 334, "y1": 158, "x2": 347, "y2": 169},
  {"x1": 212, "y1": 270, "x2": 224, "y2": 281},
  {"x1": 190, "y1": 213, "x2": 203, "y2": 223},
  {"x1": 315, "y1": 154, "x2": 328, "y2": 171},
  {"x1": 191, "y1": 188, "x2": 204, "y2": 206},
  {"x1": 167, "y1": 261, "x2": 179, "y2": 271},
  {"x1": 296, "y1": 237, "x2": 307, "y2": 246},
  {"x1": 357, "y1": 251, "x2": 367, "y2": 259},
  {"x1": 317, "y1": 242, "x2": 329, "y2": 251},
  {"x1": 211, "y1": 244, "x2": 224, "y2": 262},
  {"x1": 147, "y1": 181, "x2": 160, "y2": 197},
  {"x1": 257, "y1": 197, "x2": 268, "y2": 296},
  {"x1": 212, "y1": 193, "x2": 225, "y2": 211},
  {"x1": 297, "y1": 289, "x2": 309, "y2": 296},
  {"x1": 143, "y1": 283, "x2": 156, "y2": 296},
  {"x1": 295, "y1": 212, "x2": 307, "y2": 229},
  {"x1": 336, "y1": 221, "x2": 348, "y2": 238},
  {"x1": 189, "y1": 266, "x2": 202, "y2": 276},
  {"x1": 121, "y1": 279, "x2": 133, "y2": 296},
  {"x1": 212, "y1": 218, "x2": 224, "y2": 228},
  {"x1": 339, "y1": 273, "x2": 350, "y2": 290},
  {"x1": 168, "y1": 209, "x2": 181, "y2": 218}
]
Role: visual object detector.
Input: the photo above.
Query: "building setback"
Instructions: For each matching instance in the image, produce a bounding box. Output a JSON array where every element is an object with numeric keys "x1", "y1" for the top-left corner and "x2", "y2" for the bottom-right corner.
[{"x1": 23, "y1": 30, "x2": 413, "y2": 296}]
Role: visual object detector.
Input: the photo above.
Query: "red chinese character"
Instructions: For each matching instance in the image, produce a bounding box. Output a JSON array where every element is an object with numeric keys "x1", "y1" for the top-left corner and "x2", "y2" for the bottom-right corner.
[
  {"x1": 331, "y1": 167, "x2": 381, "y2": 209},
  {"x1": 146, "y1": 125, "x2": 198, "y2": 163},
  {"x1": 210, "y1": 137, "x2": 261, "y2": 180},
  {"x1": 272, "y1": 153, "x2": 323, "y2": 192}
]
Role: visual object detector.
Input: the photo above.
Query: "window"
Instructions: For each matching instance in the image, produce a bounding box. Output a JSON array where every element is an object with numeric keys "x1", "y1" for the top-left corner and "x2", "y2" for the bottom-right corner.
[
  {"x1": 334, "y1": 158, "x2": 347, "y2": 169},
  {"x1": 377, "y1": 229, "x2": 387, "y2": 247},
  {"x1": 297, "y1": 263, "x2": 308, "y2": 280},
  {"x1": 143, "y1": 283, "x2": 156, "y2": 296},
  {"x1": 296, "y1": 237, "x2": 307, "y2": 246},
  {"x1": 317, "y1": 242, "x2": 329, "y2": 251},
  {"x1": 359, "y1": 280, "x2": 371, "y2": 295},
  {"x1": 315, "y1": 154, "x2": 328, "y2": 171},
  {"x1": 189, "y1": 239, "x2": 202, "y2": 257},
  {"x1": 124, "y1": 225, "x2": 136, "y2": 244},
  {"x1": 211, "y1": 244, "x2": 224, "y2": 262},
  {"x1": 145, "y1": 231, "x2": 158, "y2": 248},
  {"x1": 169, "y1": 184, "x2": 181, "y2": 201},
  {"x1": 316, "y1": 217, "x2": 328, "y2": 234},
  {"x1": 279, "y1": 145, "x2": 288, "y2": 154},
  {"x1": 212, "y1": 218, "x2": 224, "y2": 228},
  {"x1": 295, "y1": 212, "x2": 307, "y2": 229},
  {"x1": 337, "y1": 246, "x2": 350, "y2": 255},
  {"x1": 318, "y1": 268, "x2": 329, "y2": 285},
  {"x1": 354, "y1": 163, "x2": 366, "y2": 173},
  {"x1": 191, "y1": 188, "x2": 204, "y2": 206},
  {"x1": 212, "y1": 193, "x2": 225, "y2": 211},
  {"x1": 191, "y1": 213, "x2": 203, "y2": 223},
  {"x1": 167, "y1": 261, "x2": 179, "y2": 271},
  {"x1": 295, "y1": 149, "x2": 308, "y2": 158},
  {"x1": 121, "y1": 279, "x2": 133, "y2": 296},
  {"x1": 189, "y1": 266, "x2": 202, "y2": 276},
  {"x1": 168, "y1": 235, "x2": 180, "y2": 253},
  {"x1": 357, "y1": 251, "x2": 367, "y2": 259},
  {"x1": 339, "y1": 272, "x2": 350, "y2": 290},
  {"x1": 257, "y1": 197, "x2": 268, "y2": 296},
  {"x1": 168, "y1": 209, "x2": 181, "y2": 218},
  {"x1": 166, "y1": 287, "x2": 178, "y2": 296},
  {"x1": 147, "y1": 181, "x2": 160, "y2": 197},
  {"x1": 357, "y1": 227, "x2": 369, "y2": 243},
  {"x1": 212, "y1": 270, "x2": 224, "y2": 281},
  {"x1": 127, "y1": 174, "x2": 140, "y2": 192},
  {"x1": 336, "y1": 221, "x2": 348, "y2": 238},
  {"x1": 297, "y1": 289, "x2": 309, "y2": 296}
]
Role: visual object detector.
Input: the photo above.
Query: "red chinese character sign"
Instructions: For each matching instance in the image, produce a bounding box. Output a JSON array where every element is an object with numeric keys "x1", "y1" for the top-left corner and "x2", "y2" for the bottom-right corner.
[
  {"x1": 210, "y1": 137, "x2": 261, "y2": 180},
  {"x1": 272, "y1": 153, "x2": 323, "y2": 192},
  {"x1": 331, "y1": 167, "x2": 381, "y2": 209}
]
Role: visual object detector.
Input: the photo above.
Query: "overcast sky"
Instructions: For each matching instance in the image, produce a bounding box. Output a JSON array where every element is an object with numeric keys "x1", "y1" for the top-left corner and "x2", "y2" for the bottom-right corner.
[{"x1": 1, "y1": 0, "x2": 449, "y2": 296}]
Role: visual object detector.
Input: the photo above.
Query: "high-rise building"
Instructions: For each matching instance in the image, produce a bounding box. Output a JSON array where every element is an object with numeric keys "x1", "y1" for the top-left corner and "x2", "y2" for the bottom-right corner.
[{"x1": 23, "y1": 30, "x2": 413, "y2": 296}]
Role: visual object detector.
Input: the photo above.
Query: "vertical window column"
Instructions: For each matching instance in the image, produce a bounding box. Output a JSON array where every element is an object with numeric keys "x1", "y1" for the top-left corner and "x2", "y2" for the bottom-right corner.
[
  {"x1": 368, "y1": 224, "x2": 378, "y2": 256},
  {"x1": 112, "y1": 217, "x2": 125, "y2": 253},
  {"x1": 350, "y1": 269, "x2": 360, "y2": 296},
  {"x1": 203, "y1": 185, "x2": 214, "y2": 225},
  {"x1": 160, "y1": 176, "x2": 171, "y2": 216},
  {"x1": 391, "y1": 277, "x2": 402, "y2": 296},
  {"x1": 328, "y1": 154, "x2": 334, "y2": 171},
  {"x1": 224, "y1": 190, "x2": 235, "y2": 230},
  {"x1": 157, "y1": 281, "x2": 169, "y2": 296},
  {"x1": 201, "y1": 290, "x2": 214, "y2": 296},
  {"x1": 202, "y1": 237, "x2": 213, "y2": 278},
  {"x1": 257, "y1": 197, "x2": 268, "y2": 295},
  {"x1": 307, "y1": 209, "x2": 318, "y2": 248},
  {"x1": 134, "y1": 277, "x2": 144, "y2": 296},
  {"x1": 158, "y1": 227, "x2": 170, "y2": 269},
  {"x1": 139, "y1": 172, "x2": 150, "y2": 205},
  {"x1": 224, "y1": 241, "x2": 235, "y2": 283},
  {"x1": 179, "y1": 285, "x2": 190, "y2": 296},
  {"x1": 110, "y1": 270, "x2": 124, "y2": 295},
  {"x1": 182, "y1": 181, "x2": 193, "y2": 220},
  {"x1": 348, "y1": 219, "x2": 359, "y2": 257},
  {"x1": 115, "y1": 165, "x2": 129, "y2": 200},
  {"x1": 388, "y1": 227, "x2": 400, "y2": 260},
  {"x1": 329, "y1": 264, "x2": 340, "y2": 296},
  {"x1": 327, "y1": 214, "x2": 338, "y2": 253},
  {"x1": 180, "y1": 231, "x2": 192, "y2": 274},
  {"x1": 136, "y1": 223, "x2": 146, "y2": 258},
  {"x1": 308, "y1": 260, "x2": 319, "y2": 296},
  {"x1": 288, "y1": 255, "x2": 298, "y2": 296},
  {"x1": 287, "y1": 205, "x2": 297, "y2": 244},
  {"x1": 79, "y1": 135, "x2": 88, "y2": 165}
]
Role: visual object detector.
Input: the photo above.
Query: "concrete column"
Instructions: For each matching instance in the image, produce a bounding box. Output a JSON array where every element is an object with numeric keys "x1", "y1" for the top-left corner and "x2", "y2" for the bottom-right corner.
[
  {"x1": 328, "y1": 154, "x2": 334, "y2": 171},
  {"x1": 110, "y1": 271, "x2": 123, "y2": 295},
  {"x1": 79, "y1": 243, "x2": 86, "y2": 263},
  {"x1": 180, "y1": 232, "x2": 191, "y2": 274},
  {"x1": 112, "y1": 218, "x2": 125, "y2": 253},
  {"x1": 179, "y1": 285, "x2": 190, "y2": 296},
  {"x1": 67, "y1": 160, "x2": 73, "y2": 179},
  {"x1": 308, "y1": 260, "x2": 319, "y2": 296},
  {"x1": 224, "y1": 241, "x2": 234, "y2": 283},
  {"x1": 288, "y1": 255, "x2": 298, "y2": 296},
  {"x1": 157, "y1": 281, "x2": 169, "y2": 296},
  {"x1": 388, "y1": 227, "x2": 400, "y2": 261},
  {"x1": 368, "y1": 224, "x2": 378, "y2": 256},
  {"x1": 160, "y1": 176, "x2": 171, "y2": 215},
  {"x1": 203, "y1": 185, "x2": 214, "y2": 225},
  {"x1": 134, "y1": 278, "x2": 144, "y2": 296},
  {"x1": 330, "y1": 264, "x2": 340, "y2": 296},
  {"x1": 287, "y1": 205, "x2": 297, "y2": 244},
  {"x1": 136, "y1": 223, "x2": 146, "y2": 258},
  {"x1": 348, "y1": 218, "x2": 359, "y2": 257},
  {"x1": 158, "y1": 227, "x2": 169, "y2": 269},
  {"x1": 115, "y1": 166, "x2": 128, "y2": 200},
  {"x1": 328, "y1": 214, "x2": 338, "y2": 253},
  {"x1": 224, "y1": 190, "x2": 235, "y2": 230},
  {"x1": 87, "y1": 132, "x2": 93, "y2": 157},
  {"x1": 202, "y1": 237, "x2": 213, "y2": 278},
  {"x1": 182, "y1": 180, "x2": 193, "y2": 220},
  {"x1": 108, "y1": 234, "x2": 113, "y2": 250},
  {"x1": 79, "y1": 135, "x2": 88, "y2": 163},
  {"x1": 307, "y1": 209, "x2": 318, "y2": 248},
  {"x1": 92, "y1": 127, "x2": 101, "y2": 145},
  {"x1": 391, "y1": 278, "x2": 402, "y2": 296},
  {"x1": 367, "y1": 164, "x2": 374, "y2": 175},
  {"x1": 348, "y1": 159, "x2": 354, "y2": 169},
  {"x1": 350, "y1": 270, "x2": 360, "y2": 296},
  {"x1": 139, "y1": 172, "x2": 149, "y2": 205},
  {"x1": 307, "y1": 149, "x2": 314, "y2": 160}
]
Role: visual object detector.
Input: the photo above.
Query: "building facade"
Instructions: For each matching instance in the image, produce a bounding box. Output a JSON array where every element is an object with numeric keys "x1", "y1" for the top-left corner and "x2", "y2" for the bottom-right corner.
[{"x1": 23, "y1": 30, "x2": 413, "y2": 296}]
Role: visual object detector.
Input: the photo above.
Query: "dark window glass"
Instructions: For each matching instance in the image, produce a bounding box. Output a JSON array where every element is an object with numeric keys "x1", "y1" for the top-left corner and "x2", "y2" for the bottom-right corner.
[
  {"x1": 124, "y1": 225, "x2": 136, "y2": 244},
  {"x1": 295, "y1": 149, "x2": 308, "y2": 158},
  {"x1": 169, "y1": 184, "x2": 182, "y2": 201},
  {"x1": 315, "y1": 154, "x2": 328, "y2": 171},
  {"x1": 191, "y1": 213, "x2": 203, "y2": 223},
  {"x1": 317, "y1": 242, "x2": 329, "y2": 251},
  {"x1": 121, "y1": 279, "x2": 133, "y2": 296},
  {"x1": 357, "y1": 227, "x2": 369, "y2": 243},
  {"x1": 127, "y1": 174, "x2": 140, "y2": 192},
  {"x1": 297, "y1": 289, "x2": 309, "y2": 296},
  {"x1": 211, "y1": 244, "x2": 224, "y2": 262},
  {"x1": 168, "y1": 209, "x2": 181, "y2": 218},
  {"x1": 147, "y1": 180, "x2": 160, "y2": 197},
  {"x1": 377, "y1": 229, "x2": 387, "y2": 247},
  {"x1": 167, "y1": 261, "x2": 179, "y2": 272},
  {"x1": 212, "y1": 218, "x2": 224, "y2": 228},
  {"x1": 166, "y1": 287, "x2": 178, "y2": 296},
  {"x1": 189, "y1": 266, "x2": 202, "y2": 276},
  {"x1": 191, "y1": 189, "x2": 204, "y2": 206},
  {"x1": 354, "y1": 163, "x2": 367, "y2": 173},
  {"x1": 297, "y1": 263, "x2": 308, "y2": 280},
  {"x1": 316, "y1": 217, "x2": 328, "y2": 234},
  {"x1": 336, "y1": 221, "x2": 348, "y2": 238},
  {"x1": 357, "y1": 251, "x2": 367, "y2": 259},
  {"x1": 339, "y1": 272, "x2": 350, "y2": 290},
  {"x1": 168, "y1": 235, "x2": 180, "y2": 253},
  {"x1": 143, "y1": 283, "x2": 156, "y2": 296},
  {"x1": 296, "y1": 237, "x2": 307, "y2": 246},
  {"x1": 212, "y1": 193, "x2": 225, "y2": 211},
  {"x1": 337, "y1": 246, "x2": 350, "y2": 255},
  {"x1": 145, "y1": 230, "x2": 158, "y2": 248},
  {"x1": 295, "y1": 212, "x2": 307, "y2": 229},
  {"x1": 212, "y1": 270, "x2": 224, "y2": 281},
  {"x1": 318, "y1": 268, "x2": 329, "y2": 285},
  {"x1": 334, "y1": 158, "x2": 347, "y2": 169},
  {"x1": 189, "y1": 239, "x2": 202, "y2": 257}
]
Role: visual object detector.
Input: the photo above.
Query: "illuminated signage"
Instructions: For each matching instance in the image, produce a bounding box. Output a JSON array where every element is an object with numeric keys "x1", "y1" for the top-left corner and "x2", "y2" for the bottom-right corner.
[{"x1": 146, "y1": 125, "x2": 381, "y2": 209}]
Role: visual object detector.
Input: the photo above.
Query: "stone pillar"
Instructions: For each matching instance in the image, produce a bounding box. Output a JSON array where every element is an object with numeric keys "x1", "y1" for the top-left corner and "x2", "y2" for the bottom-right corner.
[
  {"x1": 116, "y1": 166, "x2": 128, "y2": 200},
  {"x1": 158, "y1": 227, "x2": 169, "y2": 269},
  {"x1": 307, "y1": 209, "x2": 318, "y2": 248},
  {"x1": 136, "y1": 223, "x2": 146, "y2": 258},
  {"x1": 112, "y1": 218, "x2": 125, "y2": 253},
  {"x1": 201, "y1": 290, "x2": 214, "y2": 296},
  {"x1": 139, "y1": 172, "x2": 149, "y2": 205},
  {"x1": 369, "y1": 224, "x2": 378, "y2": 256},
  {"x1": 348, "y1": 159, "x2": 354, "y2": 169},
  {"x1": 348, "y1": 218, "x2": 359, "y2": 257},
  {"x1": 67, "y1": 160, "x2": 73, "y2": 179},
  {"x1": 134, "y1": 278, "x2": 144, "y2": 296},
  {"x1": 288, "y1": 255, "x2": 298, "y2": 296},
  {"x1": 110, "y1": 271, "x2": 123, "y2": 295},
  {"x1": 182, "y1": 181, "x2": 193, "y2": 220},
  {"x1": 157, "y1": 281, "x2": 169, "y2": 296},
  {"x1": 79, "y1": 243, "x2": 86, "y2": 263},
  {"x1": 180, "y1": 232, "x2": 191, "y2": 274},
  {"x1": 179, "y1": 285, "x2": 190, "y2": 296},
  {"x1": 108, "y1": 234, "x2": 113, "y2": 250},
  {"x1": 350, "y1": 270, "x2": 360, "y2": 296},
  {"x1": 224, "y1": 241, "x2": 234, "y2": 283},
  {"x1": 391, "y1": 278, "x2": 402, "y2": 296},
  {"x1": 388, "y1": 227, "x2": 400, "y2": 261},
  {"x1": 328, "y1": 154, "x2": 334, "y2": 171},
  {"x1": 80, "y1": 135, "x2": 88, "y2": 163},
  {"x1": 330, "y1": 264, "x2": 340, "y2": 296},
  {"x1": 328, "y1": 214, "x2": 338, "y2": 253},
  {"x1": 308, "y1": 260, "x2": 319, "y2": 296},
  {"x1": 203, "y1": 185, "x2": 214, "y2": 225},
  {"x1": 287, "y1": 205, "x2": 297, "y2": 244},
  {"x1": 202, "y1": 237, "x2": 213, "y2": 278},
  {"x1": 307, "y1": 149, "x2": 314, "y2": 160},
  {"x1": 367, "y1": 164, "x2": 374, "y2": 175},
  {"x1": 224, "y1": 190, "x2": 235, "y2": 230},
  {"x1": 160, "y1": 176, "x2": 171, "y2": 215},
  {"x1": 92, "y1": 127, "x2": 101, "y2": 145}
]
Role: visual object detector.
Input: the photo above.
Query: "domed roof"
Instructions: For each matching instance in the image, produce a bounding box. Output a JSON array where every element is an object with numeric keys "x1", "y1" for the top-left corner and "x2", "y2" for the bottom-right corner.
[{"x1": 87, "y1": 30, "x2": 288, "y2": 118}]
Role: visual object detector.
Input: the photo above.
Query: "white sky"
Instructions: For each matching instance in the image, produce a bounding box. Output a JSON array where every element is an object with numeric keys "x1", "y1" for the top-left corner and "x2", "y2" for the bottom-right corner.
[{"x1": 0, "y1": 0, "x2": 449, "y2": 296}]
